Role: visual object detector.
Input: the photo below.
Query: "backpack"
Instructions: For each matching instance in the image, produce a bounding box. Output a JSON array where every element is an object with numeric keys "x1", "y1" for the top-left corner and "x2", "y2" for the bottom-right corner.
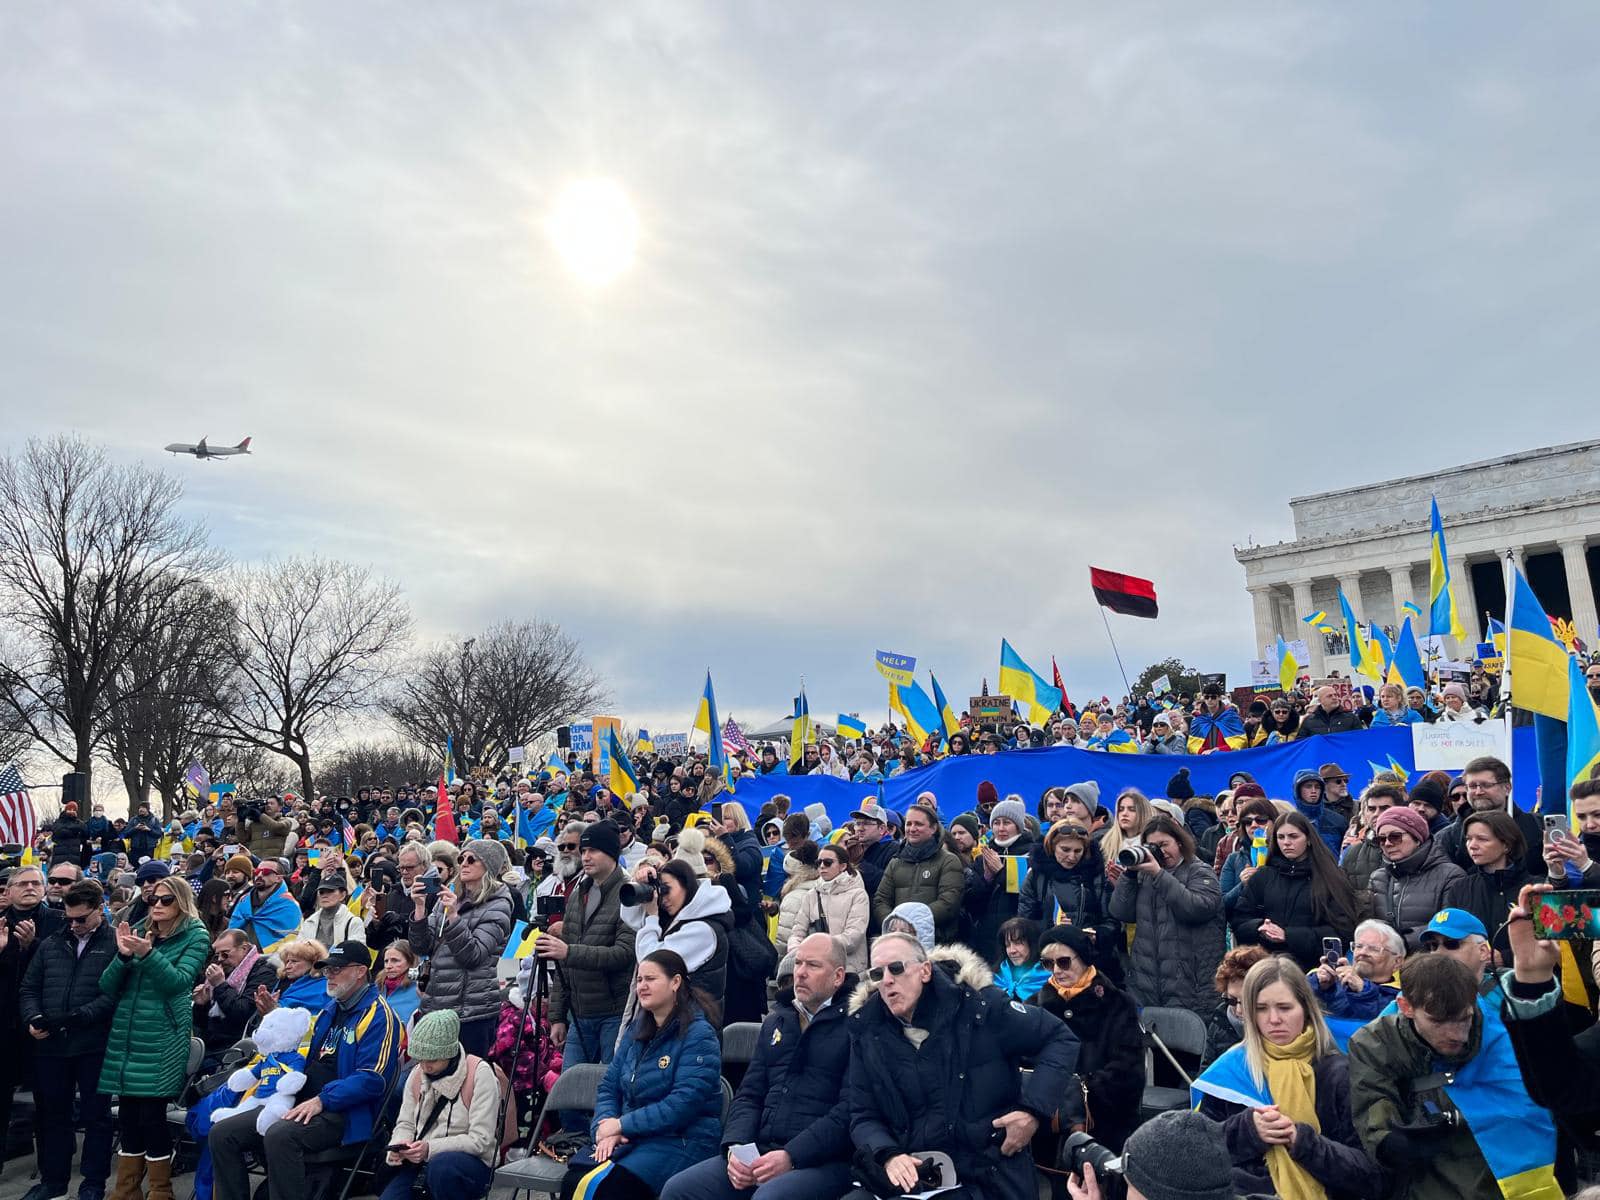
[{"x1": 407, "y1": 1055, "x2": 519, "y2": 1162}]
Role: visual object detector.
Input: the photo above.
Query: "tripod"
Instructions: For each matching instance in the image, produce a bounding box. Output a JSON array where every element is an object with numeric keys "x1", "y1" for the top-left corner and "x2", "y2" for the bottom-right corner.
[{"x1": 503, "y1": 938, "x2": 559, "y2": 1155}]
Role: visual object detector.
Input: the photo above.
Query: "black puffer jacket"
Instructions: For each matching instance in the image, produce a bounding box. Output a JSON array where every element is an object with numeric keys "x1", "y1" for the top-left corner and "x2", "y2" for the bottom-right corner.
[
  {"x1": 1029, "y1": 973, "x2": 1143, "y2": 1151},
  {"x1": 18, "y1": 921, "x2": 118, "y2": 1056},
  {"x1": 1369, "y1": 838, "x2": 1465, "y2": 949},
  {"x1": 848, "y1": 945, "x2": 1078, "y2": 1200},
  {"x1": 1109, "y1": 858, "x2": 1225, "y2": 1019},
  {"x1": 971, "y1": 834, "x2": 1037, "y2": 960},
  {"x1": 1446, "y1": 862, "x2": 1530, "y2": 961},
  {"x1": 546, "y1": 865, "x2": 637, "y2": 1023},
  {"x1": 722, "y1": 977, "x2": 856, "y2": 1166},
  {"x1": 1016, "y1": 842, "x2": 1115, "y2": 942},
  {"x1": 1230, "y1": 855, "x2": 1355, "y2": 970},
  {"x1": 48, "y1": 815, "x2": 87, "y2": 865}
]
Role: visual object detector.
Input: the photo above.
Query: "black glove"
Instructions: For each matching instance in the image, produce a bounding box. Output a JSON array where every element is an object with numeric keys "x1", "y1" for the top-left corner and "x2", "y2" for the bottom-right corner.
[
  {"x1": 850, "y1": 1147, "x2": 903, "y2": 1199},
  {"x1": 1377, "y1": 1122, "x2": 1455, "y2": 1168}
]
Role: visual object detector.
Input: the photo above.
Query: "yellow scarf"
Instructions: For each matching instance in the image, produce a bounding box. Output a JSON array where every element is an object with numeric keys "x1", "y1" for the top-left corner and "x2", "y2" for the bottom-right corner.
[
  {"x1": 1260, "y1": 1030, "x2": 1324, "y2": 1200},
  {"x1": 1049, "y1": 965, "x2": 1097, "y2": 1004}
]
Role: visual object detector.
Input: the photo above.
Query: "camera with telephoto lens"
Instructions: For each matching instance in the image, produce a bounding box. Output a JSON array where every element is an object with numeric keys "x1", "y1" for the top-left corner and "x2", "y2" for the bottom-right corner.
[
  {"x1": 1061, "y1": 1132, "x2": 1126, "y2": 1199},
  {"x1": 1116, "y1": 844, "x2": 1153, "y2": 869},
  {"x1": 619, "y1": 876, "x2": 667, "y2": 907}
]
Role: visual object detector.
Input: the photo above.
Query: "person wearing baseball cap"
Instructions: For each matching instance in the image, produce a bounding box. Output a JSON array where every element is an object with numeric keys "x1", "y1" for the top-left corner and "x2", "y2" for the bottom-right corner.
[
  {"x1": 210, "y1": 939, "x2": 401, "y2": 1200},
  {"x1": 298, "y1": 870, "x2": 366, "y2": 950},
  {"x1": 847, "y1": 803, "x2": 897, "y2": 902},
  {"x1": 1368, "y1": 808, "x2": 1464, "y2": 949},
  {"x1": 1419, "y1": 908, "x2": 1494, "y2": 985}
]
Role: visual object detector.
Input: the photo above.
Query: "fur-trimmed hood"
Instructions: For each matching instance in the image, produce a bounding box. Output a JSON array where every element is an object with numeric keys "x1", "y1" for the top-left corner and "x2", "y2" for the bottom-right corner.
[{"x1": 847, "y1": 942, "x2": 992, "y2": 1015}]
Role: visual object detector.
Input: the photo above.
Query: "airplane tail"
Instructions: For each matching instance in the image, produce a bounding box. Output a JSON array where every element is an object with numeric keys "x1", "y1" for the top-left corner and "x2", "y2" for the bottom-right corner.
[{"x1": 236, "y1": 436, "x2": 252, "y2": 451}]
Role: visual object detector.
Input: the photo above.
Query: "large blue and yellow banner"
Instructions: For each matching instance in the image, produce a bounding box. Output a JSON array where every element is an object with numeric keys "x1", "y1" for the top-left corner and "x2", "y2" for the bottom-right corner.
[{"x1": 728, "y1": 726, "x2": 1538, "y2": 832}]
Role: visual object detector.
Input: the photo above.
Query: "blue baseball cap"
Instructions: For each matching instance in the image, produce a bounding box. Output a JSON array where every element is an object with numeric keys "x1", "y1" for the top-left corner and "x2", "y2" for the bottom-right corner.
[{"x1": 1423, "y1": 908, "x2": 1487, "y2": 941}]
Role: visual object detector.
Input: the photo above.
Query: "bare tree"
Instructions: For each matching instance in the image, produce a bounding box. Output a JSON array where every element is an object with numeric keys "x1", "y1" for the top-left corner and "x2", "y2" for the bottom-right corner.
[
  {"x1": 319, "y1": 739, "x2": 440, "y2": 796},
  {"x1": 198, "y1": 738, "x2": 298, "y2": 802},
  {"x1": 210, "y1": 557, "x2": 411, "y2": 799},
  {"x1": 101, "y1": 580, "x2": 237, "y2": 819},
  {"x1": 0, "y1": 436, "x2": 219, "y2": 788},
  {"x1": 389, "y1": 619, "x2": 607, "y2": 776}
]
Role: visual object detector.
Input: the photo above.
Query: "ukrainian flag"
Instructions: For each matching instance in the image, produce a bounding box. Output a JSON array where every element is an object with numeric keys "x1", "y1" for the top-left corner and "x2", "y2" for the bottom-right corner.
[
  {"x1": 1369, "y1": 623, "x2": 1395, "y2": 680},
  {"x1": 1301, "y1": 611, "x2": 1335, "y2": 635},
  {"x1": 692, "y1": 672, "x2": 731, "y2": 788},
  {"x1": 1003, "y1": 855, "x2": 1029, "y2": 894},
  {"x1": 499, "y1": 919, "x2": 539, "y2": 960},
  {"x1": 307, "y1": 845, "x2": 322, "y2": 868},
  {"x1": 607, "y1": 727, "x2": 639, "y2": 801},
  {"x1": 1488, "y1": 616, "x2": 1507, "y2": 654},
  {"x1": 1275, "y1": 635, "x2": 1298, "y2": 693},
  {"x1": 999, "y1": 639, "x2": 1063, "y2": 725},
  {"x1": 1427, "y1": 497, "x2": 1468, "y2": 644},
  {"x1": 1509, "y1": 567, "x2": 1571, "y2": 720},
  {"x1": 1390, "y1": 617, "x2": 1428, "y2": 690},
  {"x1": 837, "y1": 714, "x2": 866, "y2": 740},
  {"x1": 1249, "y1": 828, "x2": 1269, "y2": 868},
  {"x1": 1401, "y1": 600, "x2": 1423, "y2": 620},
  {"x1": 635, "y1": 729, "x2": 654, "y2": 755},
  {"x1": 890, "y1": 680, "x2": 942, "y2": 746},
  {"x1": 1567, "y1": 656, "x2": 1600, "y2": 803},
  {"x1": 1385, "y1": 755, "x2": 1410, "y2": 784},
  {"x1": 1338, "y1": 588, "x2": 1371, "y2": 678},
  {"x1": 791, "y1": 687, "x2": 813, "y2": 766},
  {"x1": 930, "y1": 672, "x2": 962, "y2": 738}
]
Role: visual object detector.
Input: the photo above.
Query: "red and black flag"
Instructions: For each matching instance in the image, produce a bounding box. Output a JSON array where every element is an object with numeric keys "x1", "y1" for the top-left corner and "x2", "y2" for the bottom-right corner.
[
  {"x1": 1052, "y1": 657, "x2": 1075, "y2": 717},
  {"x1": 1090, "y1": 567, "x2": 1159, "y2": 619}
]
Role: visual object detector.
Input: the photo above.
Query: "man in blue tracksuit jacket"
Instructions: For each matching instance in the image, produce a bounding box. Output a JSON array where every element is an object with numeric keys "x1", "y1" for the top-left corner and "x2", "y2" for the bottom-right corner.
[{"x1": 210, "y1": 940, "x2": 400, "y2": 1200}]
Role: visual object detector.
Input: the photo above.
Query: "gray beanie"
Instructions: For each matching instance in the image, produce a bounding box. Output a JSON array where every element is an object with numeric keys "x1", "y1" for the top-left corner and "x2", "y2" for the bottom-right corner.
[
  {"x1": 1123, "y1": 1110, "x2": 1233, "y2": 1200},
  {"x1": 1064, "y1": 781, "x2": 1101, "y2": 809},
  {"x1": 884, "y1": 901, "x2": 935, "y2": 950},
  {"x1": 464, "y1": 837, "x2": 511, "y2": 884},
  {"x1": 989, "y1": 798, "x2": 1028, "y2": 831},
  {"x1": 409, "y1": 1009, "x2": 461, "y2": 1061}
]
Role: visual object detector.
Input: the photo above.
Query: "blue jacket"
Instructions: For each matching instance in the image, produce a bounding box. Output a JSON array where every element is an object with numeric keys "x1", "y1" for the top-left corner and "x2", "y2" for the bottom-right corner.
[
  {"x1": 1312, "y1": 973, "x2": 1398, "y2": 1022},
  {"x1": 723, "y1": 981, "x2": 856, "y2": 1167},
  {"x1": 278, "y1": 974, "x2": 329, "y2": 1014},
  {"x1": 1371, "y1": 707, "x2": 1420, "y2": 728},
  {"x1": 306, "y1": 983, "x2": 402, "y2": 1146},
  {"x1": 228, "y1": 884, "x2": 304, "y2": 950},
  {"x1": 594, "y1": 1007, "x2": 722, "y2": 1188}
]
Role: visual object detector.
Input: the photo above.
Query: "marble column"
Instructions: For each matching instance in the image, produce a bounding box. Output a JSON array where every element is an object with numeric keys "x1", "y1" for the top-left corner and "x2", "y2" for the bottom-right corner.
[
  {"x1": 1387, "y1": 564, "x2": 1416, "y2": 629},
  {"x1": 1336, "y1": 573, "x2": 1364, "y2": 671},
  {"x1": 1290, "y1": 579, "x2": 1326, "y2": 677},
  {"x1": 1249, "y1": 586, "x2": 1278, "y2": 658},
  {"x1": 1561, "y1": 539, "x2": 1599, "y2": 645},
  {"x1": 1449, "y1": 554, "x2": 1480, "y2": 653}
]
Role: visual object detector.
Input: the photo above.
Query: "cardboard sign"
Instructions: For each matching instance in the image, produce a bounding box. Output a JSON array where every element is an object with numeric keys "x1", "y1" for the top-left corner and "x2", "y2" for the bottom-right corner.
[
  {"x1": 508, "y1": 745, "x2": 525, "y2": 764},
  {"x1": 1311, "y1": 678, "x2": 1356, "y2": 711},
  {"x1": 592, "y1": 716, "x2": 621, "y2": 774},
  {"x1": 652, "y1": 732, "x2": 689, "y2": 757},
  {"x1": 1198, "y1": 672, "x2": 1227, "y2": 693},
  {"x1": 969, "y1": 695, "x2": 1014, "y2": 724},
  {"x1": 1412, "y1": 721, "x2": 1508, "y2": 771}
]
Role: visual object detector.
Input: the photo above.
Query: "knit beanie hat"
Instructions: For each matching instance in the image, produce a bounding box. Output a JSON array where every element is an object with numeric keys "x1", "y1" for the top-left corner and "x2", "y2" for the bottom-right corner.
[
  {"x1": 1064, "y1": 781, "x2": 1100, "y2": 809},
  {"x1": 990, "y1": 798, "x2": 1027, "y2": 830},
  {"x1": 673, "y1": 826, "x2": 710, "y2": 879},
  {"x1": 1123, "y1": 1110, "x2": 1233, "y2": 1200},
  {"x1": 1232, "y1": 782, "x2": 1267, "y2": 802},
  {"x1": 409, "y1": 1009, "x2": 461, "y2": 1062},
  {"x1": 884, "y1": 901, "x2": 935, "y2": 950},
  {"x1": 1442, "y1": 682, "x2": 1468, "y2": 701},
  {"x1": 1374, "y1": 805, "x2": 1429, "y2": 844},
  {"x1": 949, "y1": 813, "x2": 981, "y2": 843},
  {"x1": 1165, "y1": 767, "x2": 1195, "y2": 802},
  {"x1": 976, "y1": 780, "x2": 1000, "y2": 809},
  {"x1": 1407, "y1": 778, "x2": 1447, "y2": 816},
  {"x1": 225, "y1": 854, "x2": 255, "y2": 877},
  {"x1": 464, "y1": 838, "x2": 511, "y2": 883},
  {"x1": 579, "y1": 820, "x2": 622, "y2": 863}
]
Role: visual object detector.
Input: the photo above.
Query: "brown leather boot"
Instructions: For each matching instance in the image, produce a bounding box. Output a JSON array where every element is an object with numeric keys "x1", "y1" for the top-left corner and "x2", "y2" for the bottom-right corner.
[
  {"x1": 144, "y1": 1154, "x2": 174, "y2": 1200},
  {"x1": 108, "y1": 1152, "x2": 146, "y2": 1200}
]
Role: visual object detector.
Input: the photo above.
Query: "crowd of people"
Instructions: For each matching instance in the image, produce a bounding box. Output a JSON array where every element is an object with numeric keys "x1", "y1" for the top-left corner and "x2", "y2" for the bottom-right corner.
[{"x1": 4, "y1": 660, "x2": 1600, "y2": 1199}]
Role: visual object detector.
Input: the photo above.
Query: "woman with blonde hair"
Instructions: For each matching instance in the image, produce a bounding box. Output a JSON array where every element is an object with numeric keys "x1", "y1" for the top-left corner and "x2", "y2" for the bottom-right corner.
[
  {"x1": 1196, "y1": 956, "x2": 1380, "y2": 1199},
  {"x1": 99, "y1": 874, "x2": 211, "y2": 1199},
  {"x1": 410, "y1": 838, "x2": 515, "y2": 1056},
  {"x1": 255, "y1": 937, "x2": 330, "y2": 1016},
  {"x1": 1100, "y1": 788, "x2": 1154, "y2": 884}
]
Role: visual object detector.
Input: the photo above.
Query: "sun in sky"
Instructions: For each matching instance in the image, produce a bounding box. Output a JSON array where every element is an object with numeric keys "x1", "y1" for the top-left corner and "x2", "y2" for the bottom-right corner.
[{"x1": 544, "y1": 178, "x2": 641, "y2": 288}]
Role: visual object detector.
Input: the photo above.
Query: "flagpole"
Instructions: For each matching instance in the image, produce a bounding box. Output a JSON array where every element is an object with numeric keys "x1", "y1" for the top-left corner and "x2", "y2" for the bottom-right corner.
[
  {"x1": 1097, "y1": 603, "x2": 1135, "y2": 699},
  {"x1": 1501, "y1": 550, "x2": 1516, "y2": 815}
]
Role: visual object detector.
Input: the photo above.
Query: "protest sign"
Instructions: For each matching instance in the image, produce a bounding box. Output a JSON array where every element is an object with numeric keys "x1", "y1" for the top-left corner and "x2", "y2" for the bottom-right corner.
[
  {"x1": 1311, "y1": 677, "x2": 1356, "y2": 711},
  {"x1": 874, "y1": 650, "x2": 916, "y2": 686},
  {"x1": 1412, "y1": 721, "x2": 1509, "y2": 771},
  {"x1": 592, "y1": 716, "x2": 621, "y2": 774},
  {"x1": 1198, "y1": 672, "x2": 1227, "y2": 693},
  {"x1": 508, "y1": 745, "x2": 525, "y2": 764},
  {"x1": 569, "y1": 722, "x2": 593, "y2": 757},
  {"x1": 653, "y1": 732, "x2": 689, "y2": 757},
  {"x1": 1249, "y1": 661, "x2": 1274, "y2": 692},
  {"x1": 969, "y1": 694, "x2": 1014, "y2": 724},
  {"x1": 1150, "y1": 674, "x2": 1172, "y2": 696}
]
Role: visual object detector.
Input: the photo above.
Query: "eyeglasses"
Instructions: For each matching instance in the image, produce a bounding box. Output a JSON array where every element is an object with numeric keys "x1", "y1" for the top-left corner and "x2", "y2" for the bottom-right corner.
[
  {"x1": 1374, "y1": 832, "x2": 1411, "y2": 846},
  {"x1": 867, "y1": 961, "x2": 911, "y2": 983},
  {"x1": 149, "y1": 894, "x2": 177, "y2": 907},
  {"x1": 1040, "y1": 955, "x2": 1078, "y2": 972},
  {"x1": 1422, "y1": 935, "x2": 1464, "y2": 951},
  {"x1": 1223, "y1": 995, "x2": 1243, "y2": 1011},
  {"x1": 459, "y1": 854, "x2": 479, "y2": 865}
]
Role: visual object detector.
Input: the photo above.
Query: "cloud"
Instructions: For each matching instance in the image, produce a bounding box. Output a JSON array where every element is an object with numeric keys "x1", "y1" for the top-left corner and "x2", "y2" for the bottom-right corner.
[{"x1": 3, "y1": 3, "x2": 1598, "y2": 732}]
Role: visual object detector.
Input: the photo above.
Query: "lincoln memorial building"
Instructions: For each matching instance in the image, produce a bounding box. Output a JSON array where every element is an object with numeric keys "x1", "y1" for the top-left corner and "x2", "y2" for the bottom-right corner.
[{"x1": 1235, "y1": 440, "x2": 1600, "y2": 677}]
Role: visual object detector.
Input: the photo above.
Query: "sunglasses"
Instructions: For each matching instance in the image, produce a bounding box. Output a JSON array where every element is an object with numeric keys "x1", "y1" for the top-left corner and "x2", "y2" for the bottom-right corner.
[
  {"x1": 1040, "y1": 955, "x2": 1078, "y2": 972},
  {"x1": 1423, "y1": 935, "x2": 1464, "y2": 951},
  {"x1": 1374, "y1": 832, "x2": 1411, "y2": 846},
  {"x1": 460, "y1": 854, "x2": 480, "y2": 865},
  {"x1": 867, "y1": 961, "x2": 912, "y2": 983},
  {"x1": 149, "y1": 894, "x2": 177, "y2": 907},
  {"x1": 65, "y1": 912, "x2": 95, "y2": 925},
  {"x1": 48, "y1": 876, "x2": 75, "y2": 885},
  {"x1": 1223, "y1": 995, "x2": 1243, "y2": 1011}
]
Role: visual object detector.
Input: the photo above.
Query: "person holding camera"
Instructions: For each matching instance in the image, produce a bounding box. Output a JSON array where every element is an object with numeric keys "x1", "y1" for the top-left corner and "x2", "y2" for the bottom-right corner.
[
  {"x1": 1195, "y1": 956, "x2": 1382, "y2": 1199},
  {"x1": 409, "y1": 837, "x2": 515, "y2": 1057},
  {"x1": 1309, "y1": 920, "x2": 1404, "y2": 1020},
  {"x1": 1108, "y1": 815, "x2": 1226, "y2": 1020},
  {"x1": 539, "y1": 820, "x2": 638, "y2": 1113},
  {"x1": 847, "y1": 932, "x2": 1077, "y2": 1200},
  {"x1": 1229, "y1": 810, "x2": 1360, "y2": 971},
  {"x1": 621, "y1": 858, "x2": 734, "y2": 1013},
  {"x1": 1065, "y1": 1109, "x2": 1238, "y2": 1200},
  {"x1": 1349, "y1": 952, "x2": 1563, "y2": 1200},
  {"x1": 240, "y1": 796, "x2": 292, "y2": 862}
]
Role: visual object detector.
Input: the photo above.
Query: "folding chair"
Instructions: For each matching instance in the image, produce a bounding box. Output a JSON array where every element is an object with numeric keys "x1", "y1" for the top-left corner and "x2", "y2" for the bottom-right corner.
[
  {"x1": 492, "y1": 1063, "x2": 606, "y2": 1199},
  {"x1": 1138, "y1": 1006, "x2": 1207, "y2": 1120},
  {"x1": 718, "y1": 1021, "x2": 763, "y2": 1090}
]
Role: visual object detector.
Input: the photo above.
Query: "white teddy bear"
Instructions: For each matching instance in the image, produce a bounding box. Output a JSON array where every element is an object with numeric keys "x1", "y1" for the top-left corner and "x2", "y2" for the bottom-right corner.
[{"x1": 208, "y1": 1005, "x2": 314, "y2": 1136}]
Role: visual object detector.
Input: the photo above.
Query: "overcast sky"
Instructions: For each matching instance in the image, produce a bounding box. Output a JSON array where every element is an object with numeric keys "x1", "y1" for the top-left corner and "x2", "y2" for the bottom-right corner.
[{"x1": 5, "y1": 4, "x2": 1600, "y2": 739}]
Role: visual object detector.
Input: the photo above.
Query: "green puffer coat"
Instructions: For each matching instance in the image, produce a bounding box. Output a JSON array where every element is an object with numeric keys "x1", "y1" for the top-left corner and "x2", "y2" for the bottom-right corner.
[{"x1": 97, "y1": 918, "x2": 210, "y2": 1098}]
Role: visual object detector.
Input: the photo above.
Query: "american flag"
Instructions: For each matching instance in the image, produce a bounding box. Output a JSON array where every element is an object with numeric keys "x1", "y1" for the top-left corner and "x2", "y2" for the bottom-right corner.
[
  {"x1": 721, "y1": 717, "x2": 753, "y2": 755},
  {"x1": 0, "y1": 764, "x2": 37, "y2": 847}
]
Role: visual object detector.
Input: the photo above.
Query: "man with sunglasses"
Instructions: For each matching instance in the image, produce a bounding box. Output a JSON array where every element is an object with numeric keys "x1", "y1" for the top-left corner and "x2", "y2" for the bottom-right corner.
[
  {"x1": 847, "y1": 933, "x2": 1077, "y2": 1199},
  {"x1": 227, "y1": 860, "x2": 304, "y2": 951},
  {"x1": 0, "y1": 864, "x2": 66, "y2": 1182},
  {"x1": 45, "y1": 861, "x2": 82, "y2": 909},
  {"x1": 19, "y1": 879, "x2": 117, "y2": 1200},
  {"x1": 1418, "y1": 909, "x2": 1494, "y2": 991}
]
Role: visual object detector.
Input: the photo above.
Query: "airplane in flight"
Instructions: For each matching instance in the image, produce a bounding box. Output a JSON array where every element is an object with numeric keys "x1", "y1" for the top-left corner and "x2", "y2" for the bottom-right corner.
[{"x1": 163, "y1": 436, "x2": 252, "y2": 460}]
